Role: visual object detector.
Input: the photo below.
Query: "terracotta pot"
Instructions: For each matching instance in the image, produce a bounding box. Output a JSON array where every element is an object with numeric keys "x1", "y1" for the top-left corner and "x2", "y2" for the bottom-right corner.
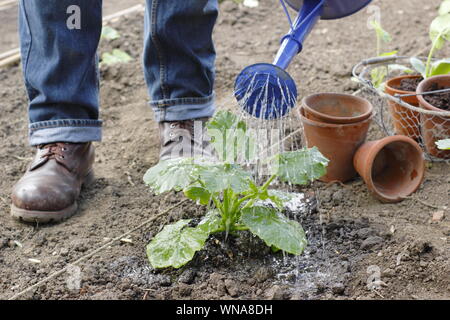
[
  {"x1": 353, "y1": 136, "x2": 425, "y2": 203},
  {"x1": 385, "y1": 75, "x2": 422, "y2": 140},
  {"x1": 300, "y1": 107, "x2": 372, "y2": 183},
  {"x1": 302, "y1": 93, "x2": 373, "y2": 124},
  {"x1": 416, "y1": 75, "x2": 450, "y2": 159}
]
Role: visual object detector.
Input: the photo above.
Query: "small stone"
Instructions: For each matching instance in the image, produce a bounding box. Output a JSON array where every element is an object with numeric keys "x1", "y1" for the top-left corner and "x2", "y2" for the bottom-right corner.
[
  {"x1": 254, "y1": 267, "x2": 273, "y2": 283},
  {"x1": 432, "y1": 210, "x2": 445, "y2": 222},
  {"x1": 361, "y1": 236, "x2": 384, "y2": 250},
  {"x1": 179, "y1": 269, "x2": 196, "y2": 284},
  {"x1": 224, "y1": 279, "x2": 239, "y2": 297},
  {"x1": 60, "y1": 248, "x2": 69, "y2": 256},
  {"x1": 265, "y1": 285, "x2": 286, "y2": 300},
  {"x1": 357, "y1": 227, "x2": 376, "y2": 239},
  {"x1": 331, "y1": 283, "x2": 345, "y2": 295},
  {"x1": 383, "y1": 268, "x2": 395, "y2": 277}
]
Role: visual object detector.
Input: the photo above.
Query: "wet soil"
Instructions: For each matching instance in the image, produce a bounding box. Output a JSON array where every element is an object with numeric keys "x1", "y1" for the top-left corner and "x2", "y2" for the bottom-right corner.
[
  {"x1": 0, "y1": 0, "x2": 449, "y2": 300},
  {"x1": 424, "y1": 83, "x2": 450, "y2": 111}
]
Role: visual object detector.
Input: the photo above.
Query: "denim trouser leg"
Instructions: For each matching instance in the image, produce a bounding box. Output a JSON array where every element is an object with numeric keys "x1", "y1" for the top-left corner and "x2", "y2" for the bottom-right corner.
[
  {"x1": 19, "y1": 0, "x2": 103, "y2": 146},
  {"x1": 143, "y1": 0, "x2": 218, "y2": 122}
]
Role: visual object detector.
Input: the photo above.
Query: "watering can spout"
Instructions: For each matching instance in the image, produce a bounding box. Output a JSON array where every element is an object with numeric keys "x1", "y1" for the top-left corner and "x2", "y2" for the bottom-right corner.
[
  {"x1": 234, "y1": 0, "x2": 373, "y2": 120},
  {"x1": 273, "y1": 0, "x2": 325, "y2": 70}
]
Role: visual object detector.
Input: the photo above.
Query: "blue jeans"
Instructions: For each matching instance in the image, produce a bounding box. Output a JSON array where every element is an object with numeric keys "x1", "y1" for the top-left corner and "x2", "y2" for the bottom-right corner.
[{"x1": 19, "y1": 0, "x2": 218, "y2": 146}]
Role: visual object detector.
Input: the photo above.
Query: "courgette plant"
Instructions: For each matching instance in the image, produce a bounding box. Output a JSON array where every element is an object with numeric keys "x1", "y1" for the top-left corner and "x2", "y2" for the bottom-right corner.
[
  {"x1": 410, "y1": 0, "x2": 450, "y2": 78},
  {"x1": 143, "y1": 111, "x2": 329, "y2": 269}
]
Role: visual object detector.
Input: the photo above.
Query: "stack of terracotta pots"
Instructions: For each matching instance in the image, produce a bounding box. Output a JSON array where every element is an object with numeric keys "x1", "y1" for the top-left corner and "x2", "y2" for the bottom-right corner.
[
  {"x1": 300, "y1": 93, "x2": 373, "y2": 183},
  {"x1": 300, "y1": 93, "x2": 425, "y2": 203}
]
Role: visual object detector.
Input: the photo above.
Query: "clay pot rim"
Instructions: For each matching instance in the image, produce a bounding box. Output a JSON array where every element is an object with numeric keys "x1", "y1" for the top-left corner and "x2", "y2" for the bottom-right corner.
[
  {"x1": 301, "y1": 93, "x2": 373, "y2": 124},
  {"x1": 359, "y1": 135, "x2": 425, "y2": 203},
  {"x1": 385, "y1": 74, "x2": 423, "y2": 95},
  {"x1": 416, "y1": 75, "x2": 450, "y2": 113},
  {"x1": 299, "y1": 107, "x2": 374, "y2": 128}
]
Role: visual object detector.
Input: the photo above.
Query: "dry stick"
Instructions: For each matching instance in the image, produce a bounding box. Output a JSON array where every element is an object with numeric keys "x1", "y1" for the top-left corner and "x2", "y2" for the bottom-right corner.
[
  {"x1": 0, "y1": 48, "x2": 19, "y2": 60},
  {"x1": 8, "y1": 198, "x2": 188, "y2": 300},
  {"x1": 0, "y1": 4, "x2": 145, "y2": 68}
]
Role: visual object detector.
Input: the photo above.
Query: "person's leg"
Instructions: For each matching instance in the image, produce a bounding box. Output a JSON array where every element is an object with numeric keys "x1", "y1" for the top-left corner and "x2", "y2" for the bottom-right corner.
[
  {"x1": 143, "y1": 0, "x2": 218, "y2": 122},
  {"x1": 11, "y1": 0, "x2": 102, "y2": 223},
  {"x1": 19, "y1": 0, "x2": 103, "y2": 145},
  {"x1": 143, "y1": 0, "x2": 218, "y2": 160}
]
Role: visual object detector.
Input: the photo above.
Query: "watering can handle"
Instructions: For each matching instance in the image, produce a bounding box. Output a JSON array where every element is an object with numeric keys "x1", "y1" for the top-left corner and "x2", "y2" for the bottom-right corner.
[{"x1": 273, "y1": 0, "x2": 325, "y2": 69}]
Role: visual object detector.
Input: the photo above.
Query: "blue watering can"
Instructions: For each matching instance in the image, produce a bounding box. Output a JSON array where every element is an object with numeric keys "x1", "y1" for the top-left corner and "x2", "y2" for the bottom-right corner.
[{"x1": 234, "y1": 0, "x2": 372, "y2": 119}]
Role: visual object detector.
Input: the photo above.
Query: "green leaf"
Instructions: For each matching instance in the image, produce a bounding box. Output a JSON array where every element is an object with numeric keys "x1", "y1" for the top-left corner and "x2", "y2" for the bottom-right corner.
[
  {"x1": 206, "y1": 111, "x2": 256, "y2": 162},
  {"x1": 430, "y1": 14, "x2": 450, "y2": 49},
  {"x1": 143, "y1": 158, "x2": 197, "y2": 194},
  {"x1": 241, "y1": 206, "x2": 307, "y2": 255},
  {"x1": 388, "y1": 64, "x2": 414, "y2": 74},
  {"x1": 436, "y1": 139, "x2": 450, "y2": 150},
  {"x1": 101, "y1": 26, "x2": 120, "y2": 40},
  {"x1": 439, "y1": 0, "x2": 450, "y2": 16},
  {"x1": 184, "y1": 186, "x2": 211, "y2": 205},
  {"x1": 197, "y1": 210, "x2": 223, "y2": 233},
  {"x1": 101, "y1": 49, "x2": 132, "y2": 65},
  {"x1": 197, "y1": 164, "x2": 251, "y2": 194},
  {"x1": 430, "y1": 59, "x2": 450, "y2": 76},
  {"x1": 410, "y1": 57, "x2": 426, "y2": 78},
  {"x1": 147, "y1": 220, "x2": 209, "y2": 269},
  {"x1": 371, "y1": 67, "x2": 388, "y2": 89},
  {"x1": 370, "y1": 20, "x2": 392, "y2": 43},
  {"x1": 380, "y1": 50, "x2": 398, "y2": 57},
  {"x1": 271, "y1": 147, "x2": 329, "y2": 185}
]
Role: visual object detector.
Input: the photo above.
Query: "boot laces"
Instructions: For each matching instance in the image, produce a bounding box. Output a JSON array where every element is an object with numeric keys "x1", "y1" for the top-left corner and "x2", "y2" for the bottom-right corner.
[{"x1": 39, "y1": 142, "x2": 67, "y2": 159}]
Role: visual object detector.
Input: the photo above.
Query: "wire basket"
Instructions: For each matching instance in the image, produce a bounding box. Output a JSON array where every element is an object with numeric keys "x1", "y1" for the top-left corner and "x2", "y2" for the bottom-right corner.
[{"x1": 352, "y1": 55, "x2": 450, "y2": 161}]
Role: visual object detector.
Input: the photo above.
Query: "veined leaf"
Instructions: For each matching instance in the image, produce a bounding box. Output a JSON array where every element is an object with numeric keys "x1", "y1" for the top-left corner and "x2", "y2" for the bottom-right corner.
[
  {"x1": 439, "y1": 0, "x2": 450, "y2": 16},
  {"x1": 430, "y1": 59, "x2": 450, "y2": 76},
  {"x1": 147, "y1": 220, "x2": 209, "y2": 269},
  {"x1": 143, "y1": 158, "x2": 198, "y2": 194},
  {"x1": 197, "y1": 210, "x2": 223, "y2": 234},
  {"x1": 241, "y1": 206, "x2": 307, "y2": 255},
  {"x1": 436, "y1": 139, "x2": 450, "y2": 150},
  {"x1": 206, "y1": 111, "x2": 256, "y2": 163},
  {"x1": 184, "y1": 186, "x2": 211, "y2": 205},
  {"x1": 197, "y1": 164, "x2": 251, "y2": 194},
  {"x1": 271, "y1": 147, "x2": 329, "y2": 185},
  {"x1": 410, "y1": 57, "x2": 426, "y2": 78},
  {"x1": 101, "y1": 26, "x2": 120, "y2": 40},
  {"x1": 101, "y1": 49, "x2": 132, "y2": 65},
  {"x1": 430, "y1": 14, "x2": 450, "y2": 50}
]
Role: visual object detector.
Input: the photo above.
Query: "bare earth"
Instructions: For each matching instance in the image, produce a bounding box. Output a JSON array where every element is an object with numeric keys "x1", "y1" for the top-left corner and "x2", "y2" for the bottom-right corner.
[{"x1": 0, "y1": 0, "x2": 448, "y2": 300}]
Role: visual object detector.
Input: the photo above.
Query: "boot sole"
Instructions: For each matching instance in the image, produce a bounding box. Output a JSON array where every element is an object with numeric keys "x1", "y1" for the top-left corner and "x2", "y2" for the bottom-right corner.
[{"x1": 10, "y1": 170, "x2": 95, "y2": 224}]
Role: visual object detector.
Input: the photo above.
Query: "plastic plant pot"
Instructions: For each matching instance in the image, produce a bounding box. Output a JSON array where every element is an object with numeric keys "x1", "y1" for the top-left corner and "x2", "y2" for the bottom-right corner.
[
  {"x1": 302, "y1": 93, "x2": 373, "y2": 124},
  {"x1": 300, "y1": 107, "x2": 372, "y2": 183},
  {"x1": 353, "y1": 135, "x2": 425, "y2": 203},
  {"x1": 385, "y1": 75, "x2": 422, "y2": 140},
  {"x1": 416, "y1": 75, "x2": 450, "y2": 159}
]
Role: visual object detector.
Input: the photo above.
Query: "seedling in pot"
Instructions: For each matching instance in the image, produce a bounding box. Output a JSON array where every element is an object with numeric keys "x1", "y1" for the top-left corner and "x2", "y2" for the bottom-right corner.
[
  {"x1": 410, "y1": 0, "x2": 450, "y2": 79},
  {"x1": 143, "y1": 111, "x2": 329, "y2": 269},
  {"x1": 368, "y1": 20, "x2": 412, "y2": 90}
]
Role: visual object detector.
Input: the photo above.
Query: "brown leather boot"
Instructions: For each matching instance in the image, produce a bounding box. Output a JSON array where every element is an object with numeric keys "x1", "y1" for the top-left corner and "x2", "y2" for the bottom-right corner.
[
  {"x1": 11, "y1": 142, "x2": 95, "y2": 223},
  {"x1": 159, "y1": 118, "x2": 215, "y2": 161}
]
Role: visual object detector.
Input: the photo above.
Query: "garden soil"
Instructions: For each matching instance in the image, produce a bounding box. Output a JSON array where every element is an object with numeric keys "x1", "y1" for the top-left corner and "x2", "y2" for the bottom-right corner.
[{"x1": 0, "y1": 0, "x2": 448, "y2": 300}]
